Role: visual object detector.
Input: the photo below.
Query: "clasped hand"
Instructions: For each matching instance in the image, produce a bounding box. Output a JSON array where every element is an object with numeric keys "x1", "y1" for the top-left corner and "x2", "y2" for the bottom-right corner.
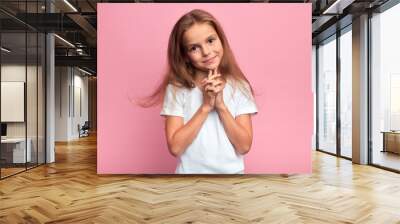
[{"x1": 200, "y1": 69, "x2": 226, "y2": 112}]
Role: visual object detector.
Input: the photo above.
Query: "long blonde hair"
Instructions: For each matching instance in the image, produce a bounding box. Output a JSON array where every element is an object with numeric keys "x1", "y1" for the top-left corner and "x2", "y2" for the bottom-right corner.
[{"x1": 138, "y1": 9, "x2": 254, "y2": 107}]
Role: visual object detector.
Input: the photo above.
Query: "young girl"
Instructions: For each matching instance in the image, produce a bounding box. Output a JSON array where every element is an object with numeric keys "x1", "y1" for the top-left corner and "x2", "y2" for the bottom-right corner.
[{"x1": 144, "y1": 9, "x2": 257, "y2": 174}]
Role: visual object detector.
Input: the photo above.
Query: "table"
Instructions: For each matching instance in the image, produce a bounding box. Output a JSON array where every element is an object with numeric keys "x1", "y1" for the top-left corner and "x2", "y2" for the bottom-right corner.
[
  {"x1": 381, "y1": 131, "x2": 400, "y2": 154},
  {"x1": 1, "y1": 138, "x2": 32, "y2": 163}
]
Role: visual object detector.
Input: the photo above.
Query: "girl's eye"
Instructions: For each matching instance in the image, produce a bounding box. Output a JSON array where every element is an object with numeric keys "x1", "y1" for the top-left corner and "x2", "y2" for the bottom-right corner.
[
  {"x1": 208, "y1": 38, "x2": 215, "y2": 44},
  {"x1": 189, "y1": 46, "x2": 198, "y2": 52}
]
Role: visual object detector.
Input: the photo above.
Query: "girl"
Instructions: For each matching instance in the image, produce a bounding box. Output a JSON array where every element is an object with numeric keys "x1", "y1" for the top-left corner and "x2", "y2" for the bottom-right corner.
[{"x1": 144, "y1": 9, "x2": 257, "y2": 174}]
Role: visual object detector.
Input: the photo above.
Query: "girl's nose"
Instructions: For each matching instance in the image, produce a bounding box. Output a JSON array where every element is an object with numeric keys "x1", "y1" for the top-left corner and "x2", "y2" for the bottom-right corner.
[{"x1": 202, "y1": 45, "x2": 211, "y2": 56}]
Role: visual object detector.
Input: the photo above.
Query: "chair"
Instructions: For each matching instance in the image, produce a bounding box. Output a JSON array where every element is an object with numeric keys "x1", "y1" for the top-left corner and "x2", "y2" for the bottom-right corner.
[{"x1": 79, "y1": 121, "x2": 90, "y2": 138}]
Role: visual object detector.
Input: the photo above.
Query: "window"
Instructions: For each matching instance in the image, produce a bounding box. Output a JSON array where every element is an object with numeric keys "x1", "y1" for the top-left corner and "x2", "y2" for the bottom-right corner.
[
  {"x1": 317, "y1": 35, "x2": 337, "y2": 154},
  {"x1": 371, "y1": 2, "x2": 400, "y2": 171},
  {"x1": 339, "y1": 27, "x2": 352, "y2": 158}
]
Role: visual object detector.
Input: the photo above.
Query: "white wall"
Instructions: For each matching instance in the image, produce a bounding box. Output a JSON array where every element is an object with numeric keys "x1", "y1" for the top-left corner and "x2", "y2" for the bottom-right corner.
[
  {"x1": 55, "y1": 66, "x2": 69, "y2": 141},
  {"x1": 55, "y1": 67, "x2": 89, "y2": 141},
  {"x1": 72, "y1": 73, "x2": 89, "y2": 138}
]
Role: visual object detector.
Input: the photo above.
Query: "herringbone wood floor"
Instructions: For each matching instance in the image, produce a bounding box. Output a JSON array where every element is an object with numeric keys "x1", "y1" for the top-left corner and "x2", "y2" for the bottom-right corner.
[{"x1": 1, "y1": 134, "x2": 400, "y2": 224}]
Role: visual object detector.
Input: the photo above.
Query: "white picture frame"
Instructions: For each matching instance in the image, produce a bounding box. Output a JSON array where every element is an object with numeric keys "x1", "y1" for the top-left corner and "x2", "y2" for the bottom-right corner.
[{"x1": 1, "y1": 81, "x2": 25, "y2": 122}]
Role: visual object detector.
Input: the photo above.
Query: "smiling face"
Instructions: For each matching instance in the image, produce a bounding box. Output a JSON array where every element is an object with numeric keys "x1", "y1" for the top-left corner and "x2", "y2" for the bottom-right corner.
[{"x1": 182, "y1": 22, "x2": 224, "y2": 73}]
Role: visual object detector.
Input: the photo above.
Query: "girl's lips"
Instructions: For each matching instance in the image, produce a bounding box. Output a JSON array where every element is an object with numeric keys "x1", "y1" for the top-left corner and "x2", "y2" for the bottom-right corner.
[{"x1": 203, "y1": 56, "x2": 216, "y2": 64}]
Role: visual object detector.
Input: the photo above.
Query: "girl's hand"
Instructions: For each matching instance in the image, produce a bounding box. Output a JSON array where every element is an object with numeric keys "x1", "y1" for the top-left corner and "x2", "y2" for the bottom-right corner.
[
  {"x1": 203, "y1": 69, "x2": 226, "y2": 110},
  {"x1": 200, "y1": 70, "x2": 218, "y2": 112}
]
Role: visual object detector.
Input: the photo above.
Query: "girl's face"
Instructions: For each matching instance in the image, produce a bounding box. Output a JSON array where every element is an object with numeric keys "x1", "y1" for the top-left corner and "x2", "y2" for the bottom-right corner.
[{"x1": 183, "y1": 23, "x2": 224, "y2": 73}]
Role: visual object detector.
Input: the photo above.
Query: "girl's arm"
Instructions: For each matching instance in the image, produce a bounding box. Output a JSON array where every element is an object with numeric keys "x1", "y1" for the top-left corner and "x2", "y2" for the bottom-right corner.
[
  {"x1": 203, "y1": 75, "x2": 254, "y2": 155},
  {"x1": 216, "y1": 105, "x2": 253, "y2": 155},
  {"x1": 165, "y1": 72, "x2": 219, "y2": 157},
  {"x1": 165, "y1": 105, "x2": 211, "y2": 157}
]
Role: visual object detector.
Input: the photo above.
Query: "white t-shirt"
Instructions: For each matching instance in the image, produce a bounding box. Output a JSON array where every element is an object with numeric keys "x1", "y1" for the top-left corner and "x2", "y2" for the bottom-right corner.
[{"x1": 160, "y1": 79, "x2": 258, "y2": 174}]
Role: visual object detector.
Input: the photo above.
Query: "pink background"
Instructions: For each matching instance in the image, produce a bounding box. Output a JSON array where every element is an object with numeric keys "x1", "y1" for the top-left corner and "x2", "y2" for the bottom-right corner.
[{"x1": 97, "y1": 3, "x2": 312, "y2": 174}]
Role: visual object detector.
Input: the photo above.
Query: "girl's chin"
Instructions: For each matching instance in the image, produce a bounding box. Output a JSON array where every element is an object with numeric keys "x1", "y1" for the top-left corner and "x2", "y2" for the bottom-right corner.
[
  {"x1": 201, "y1": 64, "x2": 219, "y2": 72},
  {"x1": 193, "y1": 64, "x2": 220, "y2": 73}
]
